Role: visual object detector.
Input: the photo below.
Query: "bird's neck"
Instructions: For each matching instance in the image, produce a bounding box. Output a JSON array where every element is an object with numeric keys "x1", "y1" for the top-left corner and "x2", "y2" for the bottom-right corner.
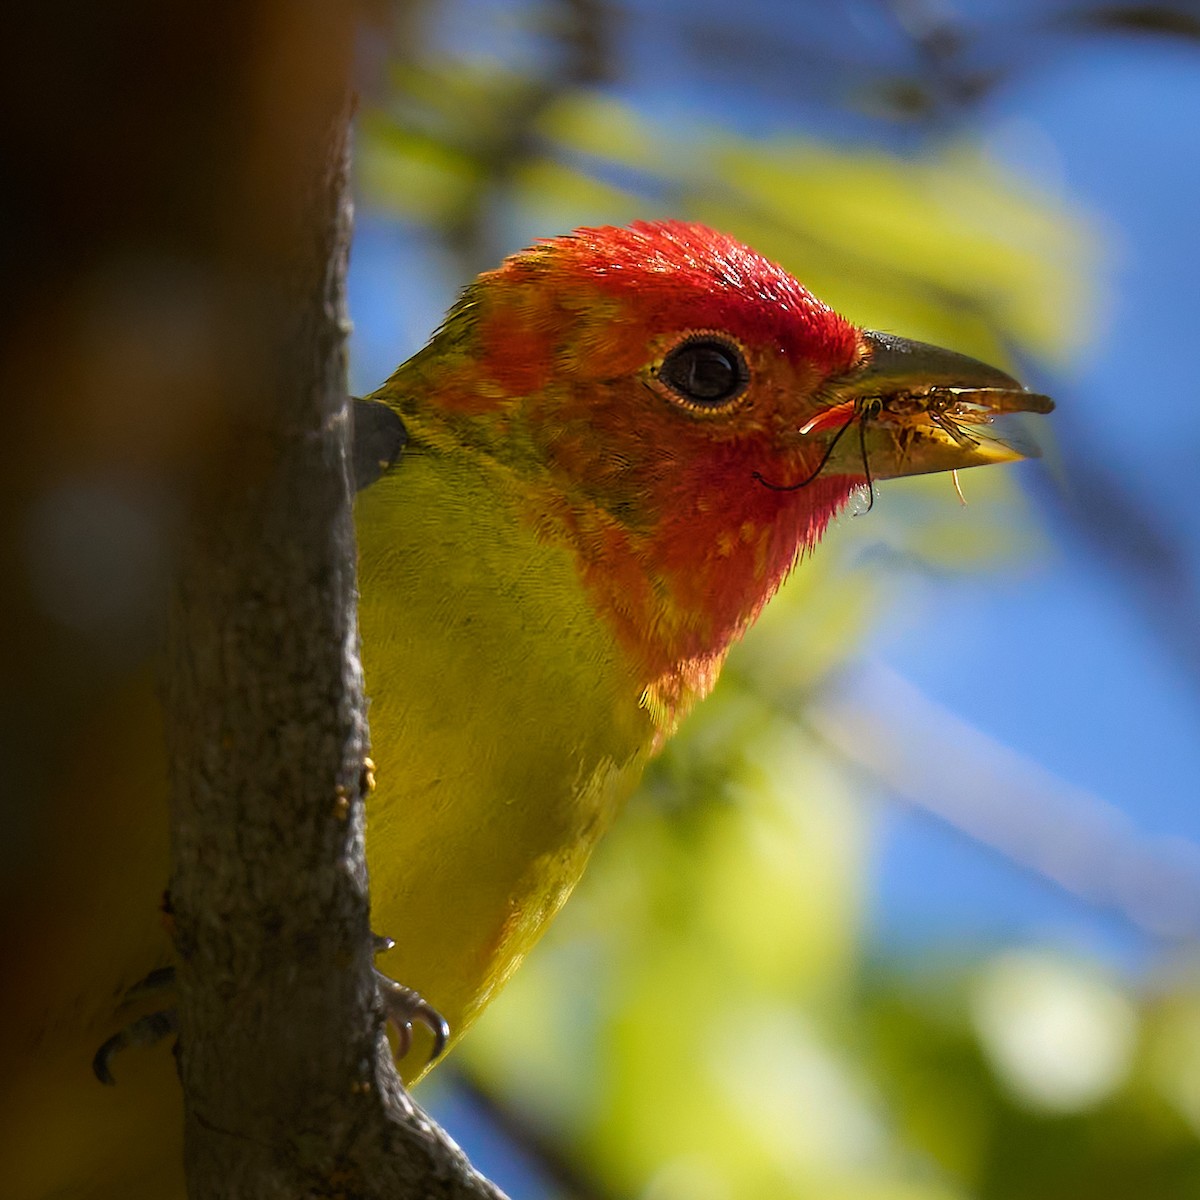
[
  {"x1": 533, "y1": 453, "x2": 855, "y2": 733},
  {"x1": 393, "y1": 407, "x2": 851, "y2": 737}
]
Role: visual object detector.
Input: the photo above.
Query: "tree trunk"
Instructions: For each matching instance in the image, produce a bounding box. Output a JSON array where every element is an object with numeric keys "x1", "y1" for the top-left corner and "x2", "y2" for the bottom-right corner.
[{"x1": 0, "y1": 3, "x2": 504, "y2": 1195}]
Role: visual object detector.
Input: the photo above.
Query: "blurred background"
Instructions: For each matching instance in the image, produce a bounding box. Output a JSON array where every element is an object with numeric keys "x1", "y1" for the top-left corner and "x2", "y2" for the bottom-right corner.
[
  {"x1": 3, "y1": 1, "x2": 1199, "y2": 1197},
  {"x1": 349, "y1": 1, "x2": 1200, "y2": 1197}
]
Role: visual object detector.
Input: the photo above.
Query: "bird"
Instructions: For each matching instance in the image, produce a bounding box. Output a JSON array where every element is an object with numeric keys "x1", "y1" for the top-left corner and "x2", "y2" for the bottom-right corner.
[
  {"x1": 0, "y1": 220, "x2": 1052, "y2": 1197},
  {"x1": 354, "y1": 219, "x2": 1051, "y2": 1065}
]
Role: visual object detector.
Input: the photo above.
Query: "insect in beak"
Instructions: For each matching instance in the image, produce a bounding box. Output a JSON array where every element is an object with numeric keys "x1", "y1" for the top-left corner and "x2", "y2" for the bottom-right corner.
[{"x1": 755, "y1": 333, "x2": 1054, "y2": 506}]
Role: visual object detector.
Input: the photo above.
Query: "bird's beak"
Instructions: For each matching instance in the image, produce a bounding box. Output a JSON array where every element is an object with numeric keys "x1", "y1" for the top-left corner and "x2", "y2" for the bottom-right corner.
[{"x1": 810, "y1": 331, "x2": 1054, "y2": 481}]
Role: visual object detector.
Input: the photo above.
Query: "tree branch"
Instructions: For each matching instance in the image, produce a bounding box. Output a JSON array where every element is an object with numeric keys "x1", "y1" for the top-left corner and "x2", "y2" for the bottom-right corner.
[{"x1": 157, "y1": 5, "x2": 506, "y2": 1196}]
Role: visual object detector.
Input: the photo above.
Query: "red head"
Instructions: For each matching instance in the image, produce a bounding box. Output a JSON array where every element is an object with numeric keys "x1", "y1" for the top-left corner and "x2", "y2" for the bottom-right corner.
[{"x1": 383, "y1": 221, "x2": 872, "y2": 726}]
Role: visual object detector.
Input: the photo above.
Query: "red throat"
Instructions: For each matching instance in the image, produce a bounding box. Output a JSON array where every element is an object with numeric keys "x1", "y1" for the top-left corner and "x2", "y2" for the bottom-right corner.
[{"x1": 543, "y1": 447, "x2": 856, "y2": 730}]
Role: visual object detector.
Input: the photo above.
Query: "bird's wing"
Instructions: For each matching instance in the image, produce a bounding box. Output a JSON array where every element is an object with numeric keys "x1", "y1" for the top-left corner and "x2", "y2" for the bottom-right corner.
[{"x1": 353, "y1": 397, "x2": 408, "y2": 491}]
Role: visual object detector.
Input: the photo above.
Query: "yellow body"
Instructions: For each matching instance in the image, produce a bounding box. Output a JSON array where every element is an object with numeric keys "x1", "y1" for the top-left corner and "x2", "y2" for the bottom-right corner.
[{"x1": 357, "y1": 436, "x2": 654, "y2": 1056}]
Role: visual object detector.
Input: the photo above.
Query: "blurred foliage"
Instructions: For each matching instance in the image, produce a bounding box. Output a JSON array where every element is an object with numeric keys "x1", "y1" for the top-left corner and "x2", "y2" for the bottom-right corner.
[
  {"x1": 361, "y1": 77, "x2": 1095, "y2": 363},
  {"x1": 356, "y1": 2, "x2": 1200, "y2": 1198},
  {"x1": 459, "y1": 773, "x2": 1200, "y2": 1199}
]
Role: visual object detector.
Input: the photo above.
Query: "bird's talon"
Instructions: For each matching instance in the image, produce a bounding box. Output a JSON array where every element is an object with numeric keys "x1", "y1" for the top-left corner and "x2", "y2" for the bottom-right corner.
[
  {"x1": 92, "y1": 966, "x2": 178, "y2": 1084},
  {"x1": 92, "y1": 1008, "x2": 179, "y2": 1085},
  {"x1": 375, "y1": 971, "x2": 450, "y2": 1066}
]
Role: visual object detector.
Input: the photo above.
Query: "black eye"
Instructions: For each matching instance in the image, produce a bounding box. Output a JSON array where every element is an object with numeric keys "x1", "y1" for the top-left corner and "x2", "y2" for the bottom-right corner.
[{"x1": 657, "y1": 337, "x2": 748, "y2": 408}]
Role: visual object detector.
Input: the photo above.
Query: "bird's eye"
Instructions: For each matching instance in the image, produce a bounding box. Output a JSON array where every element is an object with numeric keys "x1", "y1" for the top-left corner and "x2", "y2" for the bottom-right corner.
[{"x1": 656, "y1": 336, "x2": 748, "y2": 409}]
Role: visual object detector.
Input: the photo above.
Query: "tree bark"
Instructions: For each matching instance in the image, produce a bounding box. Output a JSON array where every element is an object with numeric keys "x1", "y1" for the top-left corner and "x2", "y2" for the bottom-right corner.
[
  {"x1": 156, "y1": 8, "x2": 506, "y2": 1200},
  {"x1": 0, "y1": 2, "x2": 506, "y2": 1195}
]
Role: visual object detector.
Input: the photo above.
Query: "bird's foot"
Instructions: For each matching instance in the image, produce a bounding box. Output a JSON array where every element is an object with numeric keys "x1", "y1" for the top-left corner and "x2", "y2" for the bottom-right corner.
[
  {"x1": 94, "y1": 945, "x2": 450, "y2": 1080},
  {"x1": 373, "y1": 935, "x2": 450, "y2": 1066},
  {"x1": 92, "y1": 966, "x2": 178, "y2": 1085}
]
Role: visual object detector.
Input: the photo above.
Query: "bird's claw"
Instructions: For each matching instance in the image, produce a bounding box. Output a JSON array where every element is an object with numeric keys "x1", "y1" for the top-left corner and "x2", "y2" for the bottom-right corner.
[
  {"x1": 96, "y1": 951, "x2": 450, "y2": 1081},
  {"x1": 92, "y1": 973, "x2": 179, "y2": 1086},
  {"x1": 375, "y1": 970, "x2": 450, "y2": 1065},
  {"x1": 374, "y1": 934, "x2": 449, "y2": 1063}
]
